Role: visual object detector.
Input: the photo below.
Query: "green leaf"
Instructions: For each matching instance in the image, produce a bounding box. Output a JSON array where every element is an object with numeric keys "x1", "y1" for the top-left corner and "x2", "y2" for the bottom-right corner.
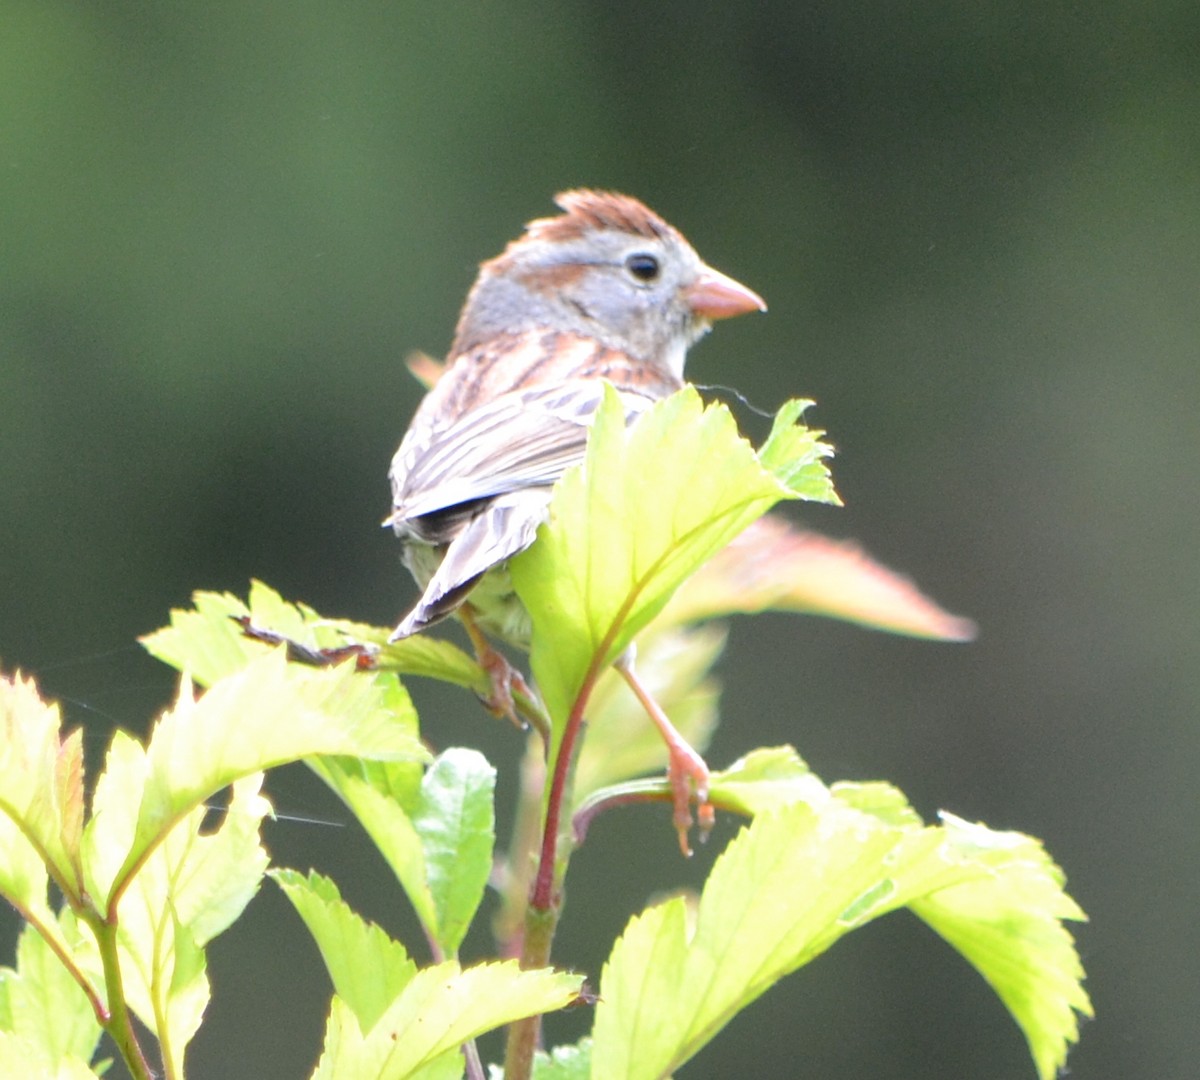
[
  {"x1": 0, "y1": 673, "x2": 86, "y2": 905},
  {"x1": 158, "y1": 916, "x2": 208, "y2": 1073},
  {"x1": 311, "y1": 961, "x2": 582, "y2": 1080},
  {"x1": 273, "y1": 869, "x2": 417, "y2": 1032},
  {"x1": 511, "y1": 386, "x2": 834, "y2": 727},
  {"x1": 0, "y1": 919, "x2": 101, "y2": 1067},
  {"x1": 313, "y1": 749, "x2": 495, "y2": 958},
  {"x1": 910, "y1": 813, "x2": 1093, "y2": 1080},
  {"x1": 530, "y1": 1039, "x2": 592, "y2": 1080},
  {"x1": 68, "y1": 643, "x2": 429, "y2": 1065},
  {"x1": 142, "y1": 580, "x2": 488, "y2": 695},
  {"x1": 82, "y1": 651, "x2": 424, "y2": 910},
  {"x1": 87, "y1": 775, "x2": 271, "y2": 1064},
  {"x1": 591, "y1": 796, "x2": 1089, "y2": 1079},
  {"x1": 139, "y1": 581, "x2": 310, "y2": 689},
  {"x1": 592, "y1": 803, "x2": 901, "y2": 1079},
  {"x1": 706, "y1": 746, "x2": 834, "y2": 817},
  {"x1": 311, "y1": 757, "x2": 439, "y2": 938},
  {"x1": 0, "y1": 1032, "x2": 101, "y2": 1080},
  {"x1": 408, "y1": 749, "x2": 496, "y2": 957},
  {"x1": 756, "y1": 398, "x2": 840, "y2": 502}
]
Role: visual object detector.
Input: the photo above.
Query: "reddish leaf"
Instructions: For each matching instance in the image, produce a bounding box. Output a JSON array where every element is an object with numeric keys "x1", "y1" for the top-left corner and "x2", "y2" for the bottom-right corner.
[{"x1": 665, "y1": 516, "x2": 977, "y2": 641}]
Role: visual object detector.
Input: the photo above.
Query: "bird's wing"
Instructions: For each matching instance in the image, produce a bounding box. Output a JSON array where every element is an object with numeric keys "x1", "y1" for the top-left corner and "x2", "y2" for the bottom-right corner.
[
  {"x1": 389, "y1": 488, "x2": 547, "y2": 639},
  {"x1": 389, "y1": 379, "x2": 655, "y2": 526}
]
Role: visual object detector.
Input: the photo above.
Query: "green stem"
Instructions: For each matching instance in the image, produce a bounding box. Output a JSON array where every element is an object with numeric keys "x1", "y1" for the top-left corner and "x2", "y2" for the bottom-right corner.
[
  {"x1": 501, "y1": 901, "x2": 561, "y2": 1077},
  {"x1": 87, "y1": 911, "x2": 155, "y2": 1080}
]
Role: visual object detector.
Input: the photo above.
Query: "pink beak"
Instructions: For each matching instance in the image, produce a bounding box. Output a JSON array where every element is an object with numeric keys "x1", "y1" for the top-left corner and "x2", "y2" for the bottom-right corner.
[{"x1": 684, "y1": 265, "x2": 767, "y2": 320}]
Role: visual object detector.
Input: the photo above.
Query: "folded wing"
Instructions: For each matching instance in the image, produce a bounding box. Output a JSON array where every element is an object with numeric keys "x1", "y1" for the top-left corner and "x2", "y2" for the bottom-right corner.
[{"x1": 388, "y1": 379, "x2": 657, "y2": 639}]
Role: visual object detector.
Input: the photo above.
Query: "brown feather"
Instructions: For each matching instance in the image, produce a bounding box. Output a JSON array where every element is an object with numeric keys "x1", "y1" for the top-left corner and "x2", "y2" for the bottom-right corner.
[
  {"x1": 388, "y1": 191, "x2": 759, "y2": 646},
  {"x1": 528, "y1": 189, "x2": 677, "y2": 245}
]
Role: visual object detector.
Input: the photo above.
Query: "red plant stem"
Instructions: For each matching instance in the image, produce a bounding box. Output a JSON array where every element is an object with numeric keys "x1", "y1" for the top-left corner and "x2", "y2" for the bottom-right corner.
[
  {"x1": 504, "y1": 664, "x2": 601, "y2": 1080},
  {"x1": 530, "y1": 673, "x2": 593, "y2": 910}
]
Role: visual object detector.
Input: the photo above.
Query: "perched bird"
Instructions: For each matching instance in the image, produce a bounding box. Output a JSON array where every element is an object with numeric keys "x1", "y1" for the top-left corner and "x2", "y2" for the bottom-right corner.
[
  {"x1": 385, "y1": 190, "x2": 765, "y2": 845},
  {"x1": 387, "y1": 190, "x2": 764, "y2": 641}
]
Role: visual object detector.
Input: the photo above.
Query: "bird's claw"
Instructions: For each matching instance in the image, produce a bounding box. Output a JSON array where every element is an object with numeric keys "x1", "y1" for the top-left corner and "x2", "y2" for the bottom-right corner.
[
  {"x1": 234, "y1": 616, "x2": 378, "y2": 669},
  {"x1": 475, "y1": 647, "x2": 535, "y2": 730},
  {"x1": 666, "y1": 740, "x2": 713, "y2": 857}
]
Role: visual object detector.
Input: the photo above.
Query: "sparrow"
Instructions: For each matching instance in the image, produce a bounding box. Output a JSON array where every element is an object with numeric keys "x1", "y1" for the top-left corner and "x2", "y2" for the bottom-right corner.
[
  {"x1": 385, "y1": 190, "x2": 765, "y2": 847},
  {"x1": 387, "y1": 190, "x2": 764, "y2": 642}
]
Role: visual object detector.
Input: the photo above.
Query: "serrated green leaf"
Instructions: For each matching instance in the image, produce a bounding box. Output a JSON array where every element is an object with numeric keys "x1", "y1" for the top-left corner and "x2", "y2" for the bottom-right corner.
[
  {"x1": 0, "y1": 919, "x2": 101, "y2": 1067},
  {"x1": 829, "y1": 778, "x2": 924, "y2": 828},
  {"x1": 910, "y1": 813, "x2": 1093, "y2": 1080},
  {"x1": 0, "y1": 821, "x2": 53, "y2": 953},
  {"x1": 311, "y1": 756, "x2": 439, "y2": 939},
  {"x1": 592, "y1": 797, "x2": 1089, "y2": 1079},
  {"x1": 512, "y1": 386, "x2": 831, "y2": 728},
  {"x1": 142, "y1": 581, "x2": 488, "y2": 695},
  {"x1": 273, "y1": 869, "x2": 417, "y2": 1031},
  {"x1": 409, "y1": 749, "x2": 496, "y2": 957},
  {"x1": 0, "y1": 1032, "x2": 101, "y2": 1080},
  {"x1": 311, "y1": 997, "x2": 468, "y2": 1080},
  {"x1": 113, "y1": 772, "x2": 271, "y2": 945},
  {"x1": 91, "y1": 775, "x2": 270, "y2": 1060},
  {"x1": 312, "y1": 961, "x2": 581, "y2": 1080},
  {"x1": 78, "y1": 732, "x2": 144, "y2": 921},
  {"x1": 83, "y1": 652, "x2": 423, "y2": 910},
  {"x1": 140, "y1": 587, "x2": 281, "y2": 688},
  {"x1": 157, "y1": 915, "x2": 208, "y2": 1073},
  {"x1": 756, "y1": 398, "x2": 839, "y2": 503},
  {"x1": 313, "y1": 749, "x2": 494, "y2": 958},
  {"x1": 592, "y1": 803, "x2": 907, "y2": 1079},
  {"x1": 0, "y1": 674, "x2": 86, "y2": 903},
  {"x1": 706, "y1": 746, "x2": 831, "y2": 817}
]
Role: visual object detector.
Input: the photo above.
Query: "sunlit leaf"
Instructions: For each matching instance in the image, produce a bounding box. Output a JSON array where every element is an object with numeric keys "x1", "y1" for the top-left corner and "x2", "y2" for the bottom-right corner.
[
  {"x1": 94, "y1": 775, "x2": 270, "y2": 1064},
  {"x1": 0, "y1": 673, "x2": 86, "y2": 904},
  {"x1": 756, "y1": 398, "x2": 840, "y2": 503},
  {"x1": 158, "y1": 915, "x2": 208, "y2": 1073},
  {"x1": 706, "y1": 746, "x2": 832, "y2": 817},
  {"x1": 592, "y1": 794, "x2": 1089, "y2": 1079},
  {"x1": 142, "y1": 581, "x2": 487, "y2": 694},
  {"x1": 0, "y1": 1032, "x2": 101, "y2": 1080},
  {"x1": 512, "y1": 386, "x2": 836, "y2": 728},
  {"x1": 310, "y1": 757, "x2": 438, "y2": 940},
  {"x1": 82, "y1": 651, "x2": 424, "y2": 909},
  {"x1": 312, "y1": 749, "x2": 494, "y2": 958},
  {"x1": 311, "y1": 961, "x2": 582, "y2": 1080},
  {"x1": 911, "y1": 814, "x2": 1093, "y2": 1080},
  {"x1": 408, "y1": 749, "x2": 495, "y2": 957},
  {"x1": 0, "y1": 919, "x2": 101, "y2": 1067},
  {"x1": 273, "y1": 869, "x2": 416, "y2": 1032}
]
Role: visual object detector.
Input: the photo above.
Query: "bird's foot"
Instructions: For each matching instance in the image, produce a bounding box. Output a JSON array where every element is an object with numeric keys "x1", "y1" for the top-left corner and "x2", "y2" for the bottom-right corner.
[
  {"x1": 615, "y1": 646, "x2": 714, "y2": 856},
  {"x1": 234, "y1": 616, "x2": 377, "y2": 670}
]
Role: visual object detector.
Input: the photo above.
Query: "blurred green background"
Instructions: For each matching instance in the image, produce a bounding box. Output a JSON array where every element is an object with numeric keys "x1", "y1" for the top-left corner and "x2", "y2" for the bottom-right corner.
[{"x1": 3, "y1": 2, "x2": 1196, "y2": 1077}]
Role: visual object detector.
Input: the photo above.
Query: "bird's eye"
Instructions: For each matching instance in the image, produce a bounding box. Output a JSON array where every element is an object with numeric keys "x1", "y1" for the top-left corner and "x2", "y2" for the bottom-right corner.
[{"x1": 625, "y1": 253, "x2": 661, "y2": 282}]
